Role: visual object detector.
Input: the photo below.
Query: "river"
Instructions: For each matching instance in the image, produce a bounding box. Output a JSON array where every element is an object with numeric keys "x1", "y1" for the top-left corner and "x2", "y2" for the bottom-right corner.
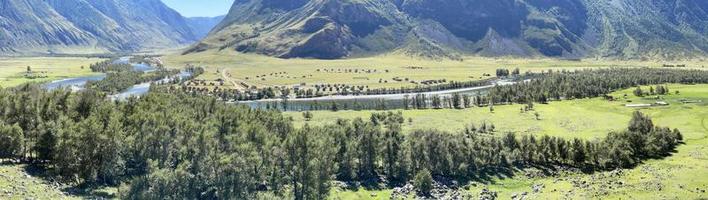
[
  {"x1": 238, "y1": 79, "x2": 518, "y2": 111},
  {"x1": 43, "y1": 57, "x2": 191, "y2": 100}
]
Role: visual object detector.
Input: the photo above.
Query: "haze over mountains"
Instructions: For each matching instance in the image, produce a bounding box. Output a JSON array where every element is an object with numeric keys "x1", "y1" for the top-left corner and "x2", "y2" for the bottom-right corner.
[
  {"x1": 0, "y1": 0, "x2": 219, "y2": 55},
  {"x1": 187, "y1": 15, "x2": 227, "y2": 39},
  {"x1": 192, "y1": 0, "x2": 708, "y2": 60}
]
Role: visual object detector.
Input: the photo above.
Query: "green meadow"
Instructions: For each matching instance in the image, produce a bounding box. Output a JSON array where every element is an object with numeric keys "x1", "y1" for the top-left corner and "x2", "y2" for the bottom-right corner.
[
  {"x1": 162, "y1": 50, "x2": 707, "y2": 90},
  {"x1": 285, "y1": 84, "x2": 708, "y2": 199},
  {"x1": 0, "y1": 57, "x2": 104, "y2": 87}
]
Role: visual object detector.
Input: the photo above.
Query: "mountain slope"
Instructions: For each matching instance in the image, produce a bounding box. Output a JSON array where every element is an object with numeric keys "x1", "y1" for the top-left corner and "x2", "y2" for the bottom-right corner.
[
  {"x1": 194, "y1": 0, "x2": 708, "y2": 60},
  {"x1": 187, "y1": 15, "x2": 226, "y2": 39},
  {"x1": 0, "y1": 0, "x2": 196, "y2": 55}
]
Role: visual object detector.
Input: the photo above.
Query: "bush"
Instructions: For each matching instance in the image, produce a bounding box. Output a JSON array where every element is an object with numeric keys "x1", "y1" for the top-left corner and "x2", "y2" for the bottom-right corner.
[{"x1": 414, "y1": 169, "x2": 433, "y2": 196}]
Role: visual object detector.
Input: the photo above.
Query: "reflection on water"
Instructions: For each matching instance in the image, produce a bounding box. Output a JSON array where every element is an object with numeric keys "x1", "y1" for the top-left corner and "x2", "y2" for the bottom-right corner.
[
  {"x1": 132, "y1": 63, "x2": 155, "y2": 72},
  {"x1": 239, "y1": 79, "x2": 516, "y2": 111},
  {"x1": 109, "y1": 71, "x2": 193, "y2": 101},
  {"x1": 113, "y1": 56, "x2": 156, "y2": 72},
  {"x1": 240, "y1": 88, "x2": 491, "y2": 111},
  {"x1": 43, "y1": 56, "x2": 191, "y2": 100},
  {"x1": 43, "y1": 74, "x2": 106, "y2": 91},
  {"x1": 109, "y1": 83, "x2": 151, "y2": 101}
]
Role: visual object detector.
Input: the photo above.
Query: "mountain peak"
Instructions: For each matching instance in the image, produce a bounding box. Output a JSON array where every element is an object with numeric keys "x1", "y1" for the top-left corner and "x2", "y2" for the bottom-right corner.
[
  {"x1": 193, "y1": 0, "x2": 708, "y2": 60},
  {"x1": 0, "y1": 0, "x2": 198, "y2": 55}
]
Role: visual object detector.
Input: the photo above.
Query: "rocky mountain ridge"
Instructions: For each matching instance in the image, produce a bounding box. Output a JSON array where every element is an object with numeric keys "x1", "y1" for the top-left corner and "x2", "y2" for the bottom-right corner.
[{"x1": 192, "y1": 0, "x2": 708, "y2": 60}]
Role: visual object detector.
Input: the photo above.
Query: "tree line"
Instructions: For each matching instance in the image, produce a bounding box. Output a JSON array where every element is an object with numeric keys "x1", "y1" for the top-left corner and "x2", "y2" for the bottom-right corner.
[
  {"x1": 89, "y1": 59, "x2": 132, "y2": 72},
  {"x1": 87, "y1": 69, "x2": 180, "y2": 94},
  {"x1": 179, "y1": 76, "x2": 506, "y2": 101},
  {"x1": 487, "y1": 68, "x2": 708, "y2": 104},
  {"x1": 0, "y1": 84, "x2": 683, "y2": 199}
]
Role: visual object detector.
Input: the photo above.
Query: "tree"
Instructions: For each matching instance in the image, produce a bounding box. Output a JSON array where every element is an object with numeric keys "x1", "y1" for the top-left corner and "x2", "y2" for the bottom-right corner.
[
  {"x1": 403, "y1": 96, "x2": 410, "y2": 110},
  {"x1": 496, "y1": 69, "x2": 510, "y2": 77},
  {"x1": 303, "y1": 111, "x2": 313, "y2": 121},
  {"x1": 512, "y1": 68, "x2": 520, "y2": 76},
  {"x1": 452, "y1": 93, "x2": 463, "y2": 109},
  {"x1": 570, "y1": 139, "x2": 586, "y2": 166},
  {"x1": 383, "y1": 122, "x2": 405, "y2": 182},
  {"x1": 673, "y1": 128, "x2": 683, "y2": 142},
  {"x1": 534, "y1": 112, "x2": 541, "y2": 120},
  {"x1": 356, "y1": 120, "x2": 379, "y2": 180},
  {"x1": 286, "y1": 126, "x2": 335, "y2": 200},
  {"x1": 432, "y1": 95, "x2": 442, "y2": 109},
  {"x1": 628, "y1": 111, "x2": 653, "y2": 134},
  {"x1": 462, "y1": 95, "x2": 471, "y2": 108},
  {"x1": 633, "y1": 87, "x2": 643, "y2": 97},
  {"x1": 35, "y1": 122, "x2": 58, "y2": 161},
  {"x1": 0, "y1": 123, "x2": 23, "y2": 159},
  {"x1": 414, "y1": 169, "x2": 433, "y2": 196},
  {"x1": 655, "y1": 85, "x2": 666, "y2": 95},
  {"x1": 330, "y1": 102, "x2": 339, "y2": 112}
]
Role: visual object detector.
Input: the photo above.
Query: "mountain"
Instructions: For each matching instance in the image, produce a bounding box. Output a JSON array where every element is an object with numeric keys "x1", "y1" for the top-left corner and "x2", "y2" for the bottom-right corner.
[
  {"x1": 0, "y1": 0, "x2": 196, "y2": 55},
  {"x1": 187, "y1": 15, "x2": 226, "y2": 39},
  {"x1": 192, "y1": 0, "x2": 708, "y2": 60}
]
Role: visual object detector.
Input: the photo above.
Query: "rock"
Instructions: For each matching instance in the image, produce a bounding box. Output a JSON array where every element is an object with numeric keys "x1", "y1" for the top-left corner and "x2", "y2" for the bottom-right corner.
[
  {"x1": 532, "y1": 183, "x2": 544, "y2": 193},
  {"x1": 478, "y1": 188, "x2": 497, "y2": 200}
]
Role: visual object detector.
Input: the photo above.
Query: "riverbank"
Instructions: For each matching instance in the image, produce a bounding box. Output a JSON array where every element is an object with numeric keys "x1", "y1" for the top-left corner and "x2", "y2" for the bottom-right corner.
[{"x1": 238, "y1": 79, "x2": 516, "y2": 103}]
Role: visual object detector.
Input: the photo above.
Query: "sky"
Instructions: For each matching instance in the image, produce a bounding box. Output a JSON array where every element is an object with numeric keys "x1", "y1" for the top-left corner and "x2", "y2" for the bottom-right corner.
[{"x1": 161, "y1": 0, "x2": 235, "y2": 17}]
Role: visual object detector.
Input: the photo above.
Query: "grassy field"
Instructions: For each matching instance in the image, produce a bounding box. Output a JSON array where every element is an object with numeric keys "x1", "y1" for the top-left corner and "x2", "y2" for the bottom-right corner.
[
  {"x1": 0, "y1": 57, "x2": 104, "y2": 87},
  {"x1": 0, "y1": 164, "x2": 77, "y2": 200},
  {"x1": 287, "y1": 84, "x2": 708, "y2": 199},
  {"x1": 162, "y1": 50, "x2": 707, "y2": 91}
]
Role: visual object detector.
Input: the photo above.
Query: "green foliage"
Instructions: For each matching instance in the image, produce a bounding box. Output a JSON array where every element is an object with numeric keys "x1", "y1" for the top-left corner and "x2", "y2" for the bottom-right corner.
[
  {"x1": 489, "y1": 68, "x2": 708, "y2": 104},
  {"x1": 0, "y1": 83, "x2": 685, "y2": 199},
  {"x1": 634, "y1": 87, "x2": 644, "y2": 97},
  {"x1": 0, "y1": 123, "x2": 23, "y2": 159},
  {"x1": 302, "y1": 111, "x2": 313, "y2": 121},
  {"x1": 413, "y1": 169, "x2": 433, "y2": 196},
  {"x1": 87, "y1": 69, "x2": 179, "y2": 94}
]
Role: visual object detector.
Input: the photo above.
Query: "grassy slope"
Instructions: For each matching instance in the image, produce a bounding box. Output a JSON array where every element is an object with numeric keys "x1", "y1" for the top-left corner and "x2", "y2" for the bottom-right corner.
[
  {"x1": 0, "y1": 164, "x2": 78, "y2": 200},
  {"x1": 287, "y1": 84, "x2": 708, "y2": 199},
  {"x1": 161, "y1": 50, "x2": 708, "y2": 90},
  {"x1": 0, "y1": 57, "x2": 104, "y2": 87}
]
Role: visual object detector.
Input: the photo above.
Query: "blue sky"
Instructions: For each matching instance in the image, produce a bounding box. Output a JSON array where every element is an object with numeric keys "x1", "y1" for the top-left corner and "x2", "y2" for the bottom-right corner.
[{"x1": 161, "y1": 0, "x2": 235, "y2": 17}]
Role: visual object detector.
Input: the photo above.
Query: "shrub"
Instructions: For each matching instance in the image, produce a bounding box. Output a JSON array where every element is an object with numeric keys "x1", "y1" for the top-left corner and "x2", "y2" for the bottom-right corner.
[{"x1": 414, "y1": 169, "x2": 433, "y2": 196}]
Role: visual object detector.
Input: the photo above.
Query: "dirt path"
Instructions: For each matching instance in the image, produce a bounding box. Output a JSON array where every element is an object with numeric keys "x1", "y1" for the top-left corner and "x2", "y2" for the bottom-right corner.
[
  {"x1": 221, "y1": 69, "x2": 244, "y2": 90},
  {"x1": 221, "y1": 68, "x2": 274, "y2": 90},
  {"x1": 702, "y1": 115, "x2": 708, "y2": 133}
]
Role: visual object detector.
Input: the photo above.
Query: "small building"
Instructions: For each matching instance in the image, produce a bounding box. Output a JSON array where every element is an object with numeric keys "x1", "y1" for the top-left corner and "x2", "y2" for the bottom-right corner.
[
  {"x1": 625, "y1": 104, "x2": 652, "y2": 108},
  {"x1": 655, "y1": 101, "x2": 669, "y2": 106}
]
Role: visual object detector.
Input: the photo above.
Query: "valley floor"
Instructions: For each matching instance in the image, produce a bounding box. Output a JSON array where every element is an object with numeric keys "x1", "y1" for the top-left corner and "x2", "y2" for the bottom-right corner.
[
  {"x1": 285, "y1": 84, "x2": 708, "y2": 199},
  {"x1": 162, "y1": 50, "x2": 707, "y2": 91},
  {"x1": 0, "y1": 57, "x2": 104, "y2": 87},
  {"x1": 1, "y1": 54, "x2": 706, "y2": 199}
]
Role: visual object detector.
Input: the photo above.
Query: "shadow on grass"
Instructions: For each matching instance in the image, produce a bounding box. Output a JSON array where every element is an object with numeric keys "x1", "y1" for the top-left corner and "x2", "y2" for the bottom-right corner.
[{"x1": 16, "y1": 164, "x2": 117, "y2": 199}]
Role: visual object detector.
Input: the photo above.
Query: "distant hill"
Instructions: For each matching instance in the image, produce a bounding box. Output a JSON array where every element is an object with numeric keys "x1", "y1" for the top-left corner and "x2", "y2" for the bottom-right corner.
[
  {"x1": 0, "y1": 0, "x2": 196, "y2": 55},
  {"x1": 187, "y1": 15, "x2": 226, "y2": 39},
  {"x1": 191, "y1": 0, "x2": 708, "y2": 60}
]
